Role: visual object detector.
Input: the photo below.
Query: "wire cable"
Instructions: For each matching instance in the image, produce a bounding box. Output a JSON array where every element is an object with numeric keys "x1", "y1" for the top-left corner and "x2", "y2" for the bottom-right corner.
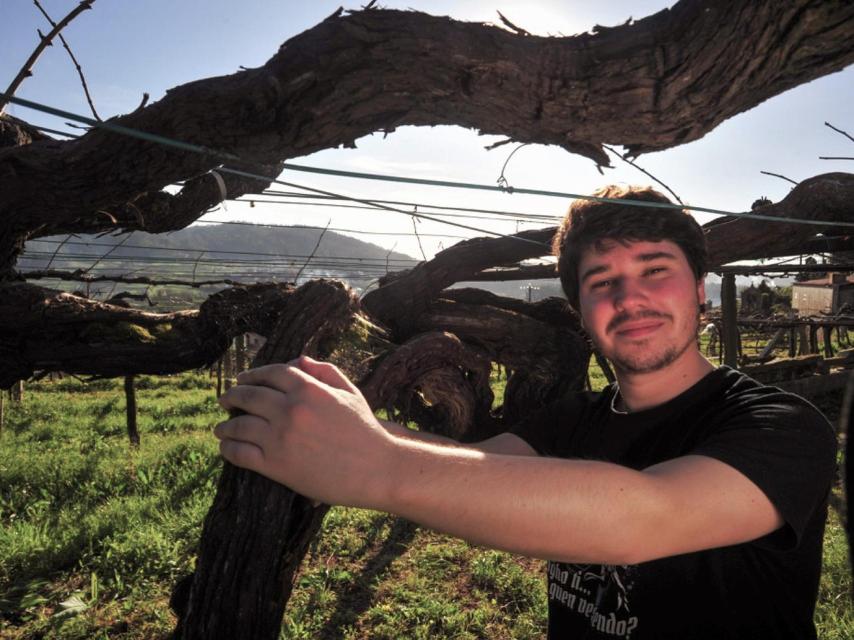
[
  {"x1": 233, "y1": 197, "x2": 558, "y2": 225},
  {"x1": 6, "y1": 93, "x2": 852, "y2": 229},
  {"x1": 195, "y1": 218, "x2": 470, "y2": 239},
  {"x1": 254, "y1": 190, "x2": 563, "y2": 221},
  {"x1": 218, "y1": 166, "x2": 552, "y2": 246}
]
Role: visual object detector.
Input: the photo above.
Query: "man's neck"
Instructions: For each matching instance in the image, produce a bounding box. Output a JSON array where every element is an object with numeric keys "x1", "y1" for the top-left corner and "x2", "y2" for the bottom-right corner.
[{"x1": 614, "y1": 349, "x2": 715, "y2": 413}]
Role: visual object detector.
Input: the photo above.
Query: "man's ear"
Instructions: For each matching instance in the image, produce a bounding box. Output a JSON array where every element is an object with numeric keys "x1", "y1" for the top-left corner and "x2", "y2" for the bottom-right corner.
[{"x1": 696, "y1": 276, "x2": 707, "y2": 310}]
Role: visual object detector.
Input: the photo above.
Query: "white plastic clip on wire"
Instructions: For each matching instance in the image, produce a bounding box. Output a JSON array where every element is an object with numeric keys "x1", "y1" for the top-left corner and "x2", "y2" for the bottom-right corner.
[{"x1": 210, "y1": 170, "x2": 228, "y2": 212}]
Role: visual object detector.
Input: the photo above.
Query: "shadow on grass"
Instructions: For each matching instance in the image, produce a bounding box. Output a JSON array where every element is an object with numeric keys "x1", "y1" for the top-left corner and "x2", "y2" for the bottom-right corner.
[
  {"x1": 317, "y1": 517, "x2": 418, "y2": 639},
  {"x1": 94, "y1": 396, "x2": 120, "y2": 420}
]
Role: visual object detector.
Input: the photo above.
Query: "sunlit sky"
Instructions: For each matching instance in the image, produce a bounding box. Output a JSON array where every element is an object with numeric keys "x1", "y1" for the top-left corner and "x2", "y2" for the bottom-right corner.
[{"x1": 2, "y1": 0, "x2": 852, "y2": 261}]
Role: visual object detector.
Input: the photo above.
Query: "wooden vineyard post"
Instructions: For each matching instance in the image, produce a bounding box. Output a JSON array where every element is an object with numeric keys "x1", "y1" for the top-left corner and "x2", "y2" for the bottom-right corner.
[
  {"x1": 758, "y1": 328, "x2": 786, "y2": 361},
  {"x1": 823, "y1": 326, "x2": 834, "y2": 358},
  {"x1": 235, "y1": 333, "x2": 246, "y2": 375},
  {"x1": 841, "y1": 372, "x2": 854, "y2": 585},
  {"x1": 11, "y1": 380, "x2": 23, "y2": 404},
  {"x1": 223, "y1": 342, "x2": 234, "y2": 391},
  {"x1": 721, "y1": 274, "x2": 739, "y2": 368},
  {"x1": 125, "y1": 375, "x2": 140, "y2": 447},
  {"x1": 216, "y1": 359, "x2": 223, "y2": 398},
  {"x1": 798, "y1": 325, "x2": 810, "y2": 356}
]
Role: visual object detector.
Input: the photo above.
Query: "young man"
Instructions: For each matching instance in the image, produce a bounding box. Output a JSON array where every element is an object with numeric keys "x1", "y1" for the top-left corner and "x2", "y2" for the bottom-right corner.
[{"x1": 214, "y1": 186, "x2": 837, "y2": 639}]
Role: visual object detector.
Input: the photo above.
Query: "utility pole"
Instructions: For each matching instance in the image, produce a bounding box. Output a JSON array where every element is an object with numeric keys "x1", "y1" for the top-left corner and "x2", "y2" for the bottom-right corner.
[{"x1": 520, "y1": 282, "x2": 540, "y2": 303}]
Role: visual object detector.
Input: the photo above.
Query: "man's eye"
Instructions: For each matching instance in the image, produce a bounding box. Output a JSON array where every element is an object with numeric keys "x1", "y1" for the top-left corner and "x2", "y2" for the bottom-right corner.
[
  {"x1": 591, "y1": 279, "x2": 613, "y2": 290},
  {"x1": 646, "y1": 267, "x2": 668, "y2": 276}
]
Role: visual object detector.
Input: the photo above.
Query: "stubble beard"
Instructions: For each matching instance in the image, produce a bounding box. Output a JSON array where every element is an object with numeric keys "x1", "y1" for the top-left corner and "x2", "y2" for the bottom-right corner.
[{"x1": 601, "y1": 306, "x2": 701, "y2": 375}]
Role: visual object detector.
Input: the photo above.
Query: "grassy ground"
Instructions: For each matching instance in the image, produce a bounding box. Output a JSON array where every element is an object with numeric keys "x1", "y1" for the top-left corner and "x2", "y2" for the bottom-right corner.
[{"x1": 0, "y1": 369, "x2": 851, "y2": 639}]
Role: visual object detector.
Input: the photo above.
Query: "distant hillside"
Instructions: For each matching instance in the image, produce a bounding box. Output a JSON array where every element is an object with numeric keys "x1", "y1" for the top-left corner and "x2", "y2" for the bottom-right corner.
[
  {"x1": 20, "y1": 224, "x2": 421, "y2": 309},
  {"x1": 22, "y1": 223, "x2": 417, "y2": 288}
]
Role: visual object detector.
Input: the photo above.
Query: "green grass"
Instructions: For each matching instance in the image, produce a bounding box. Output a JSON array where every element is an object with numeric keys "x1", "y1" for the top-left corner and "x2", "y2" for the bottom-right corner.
[
  {"x1": 0, "y1": 374, "x2": 221, "y2": 639},
  {"x1": 0, "y1": 371, "x2": 851, "y2": 638}
]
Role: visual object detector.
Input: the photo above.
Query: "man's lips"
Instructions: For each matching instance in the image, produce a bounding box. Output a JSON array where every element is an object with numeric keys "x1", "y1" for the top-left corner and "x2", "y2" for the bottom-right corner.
[
  {"x1": 606, "y1": 310, "x2": 671, "y2": 336},
  {"x1": 613, "y1": 320, "x2": 665, "y2": 338}
]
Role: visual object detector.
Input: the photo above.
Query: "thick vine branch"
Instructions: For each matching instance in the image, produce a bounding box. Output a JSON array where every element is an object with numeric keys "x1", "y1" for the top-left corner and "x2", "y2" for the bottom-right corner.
[
  {"x1": 20, "y1": 269, "x2": 243, "y2": 288},
  {"x1": 24, "y1": 162, "x2": 282, "y2": 242},
  {"x1": 702, "y1": 172, "x2": 854, "y2": 265},
  {"x1": 0, "y1": 281, "x2": 295, "y2": 387},
  {"x1": 466, "y1": 264, "x2": 557, "y2": 282},
  {"x1": 363, "y1": 227, "x2": 554, "y2": 335},
  {"x1": 0, "y1": 113, "x2": 51, "y2": 148}
]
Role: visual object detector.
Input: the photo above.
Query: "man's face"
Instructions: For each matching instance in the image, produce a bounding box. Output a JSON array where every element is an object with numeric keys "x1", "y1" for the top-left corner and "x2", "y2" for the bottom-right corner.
[{"x1": 577, "y1": 239, "x2": 704, "y2": 375}]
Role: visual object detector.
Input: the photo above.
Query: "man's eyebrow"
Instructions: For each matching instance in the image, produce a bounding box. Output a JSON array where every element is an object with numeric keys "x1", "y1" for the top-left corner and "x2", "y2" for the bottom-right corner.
[
  {"x1": 637, "y1": 251, "x2": 678, "y2": 262},
  {"x1": 579, "y1": 264, "x2": 608, "y2": 284}
]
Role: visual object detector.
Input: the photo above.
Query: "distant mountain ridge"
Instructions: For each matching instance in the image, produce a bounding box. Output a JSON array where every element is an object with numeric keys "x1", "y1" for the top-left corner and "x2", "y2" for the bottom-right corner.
[{"x1": 23, "y1": 223, "x2": 418, "y2": 289}]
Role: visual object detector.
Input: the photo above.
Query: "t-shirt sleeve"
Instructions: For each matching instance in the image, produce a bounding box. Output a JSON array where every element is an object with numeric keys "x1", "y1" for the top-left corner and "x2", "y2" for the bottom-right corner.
[{"x1": 691, "y1": 390, "x2": 838, "y2": 550}]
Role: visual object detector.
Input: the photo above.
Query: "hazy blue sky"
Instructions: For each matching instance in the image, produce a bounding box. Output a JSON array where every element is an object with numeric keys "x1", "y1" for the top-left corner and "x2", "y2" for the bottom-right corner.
[{"x1": 2, "y1": 0, "x2": 852, "y2": 260}]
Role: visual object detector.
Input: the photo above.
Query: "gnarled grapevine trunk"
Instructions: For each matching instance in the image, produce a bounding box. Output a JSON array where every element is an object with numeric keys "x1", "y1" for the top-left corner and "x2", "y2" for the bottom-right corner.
[{"x1": 172, "y1": 281, "x2": 378, "y2": 638}]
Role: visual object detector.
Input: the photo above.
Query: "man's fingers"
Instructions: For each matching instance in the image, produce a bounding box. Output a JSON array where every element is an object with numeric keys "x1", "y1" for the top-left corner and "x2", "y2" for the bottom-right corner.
[
  {"x1": 235, "y1": 363, "x2": 319, "y2": 395},
  {"x1": 219, "y1": 438, "x2": 265, "y2": 472},
  {"x1": 236, "y1": 358, "x2": 361, "y2": 397},
  {"x1": 219, "y1": 383, "x2": 292, "y2": 420},
  {"x1": 292, "y1": 356, "x2": 360, "y2": 394},
  {"x1": 214, "y1": 414, "x2": 270, "y2": 446}
]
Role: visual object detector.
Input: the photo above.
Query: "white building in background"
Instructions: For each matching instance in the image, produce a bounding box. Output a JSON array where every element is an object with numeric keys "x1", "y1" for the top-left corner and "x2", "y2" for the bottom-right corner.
[{"x1": 791, "y1": 273, "x2": 854, "y2": 317}]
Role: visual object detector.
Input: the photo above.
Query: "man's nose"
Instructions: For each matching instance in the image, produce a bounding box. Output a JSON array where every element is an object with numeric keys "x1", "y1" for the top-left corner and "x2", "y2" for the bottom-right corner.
[{"x1": 613, "y1": 278, "x2": 647, "y2": 310}]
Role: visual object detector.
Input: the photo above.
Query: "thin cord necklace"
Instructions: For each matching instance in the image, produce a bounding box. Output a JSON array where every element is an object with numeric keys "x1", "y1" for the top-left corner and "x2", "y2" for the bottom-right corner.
[{"x1": 610, "y1": 384, "x2": 630, "y2": 415}]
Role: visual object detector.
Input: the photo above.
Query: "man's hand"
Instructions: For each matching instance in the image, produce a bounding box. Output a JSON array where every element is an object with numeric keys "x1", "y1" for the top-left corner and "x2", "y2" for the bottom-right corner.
[{"x1": 214, "y1": 356, "x2": 395, "y2": 508}]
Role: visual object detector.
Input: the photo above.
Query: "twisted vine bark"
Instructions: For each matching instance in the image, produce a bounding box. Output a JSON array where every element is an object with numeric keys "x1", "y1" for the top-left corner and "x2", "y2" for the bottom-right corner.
[
  {"x1": 172, "y1": 280, "x2": 375, "y2": 639},
  {"x1": 0, "y1": 282, "x2": 295, "y2": 387}
]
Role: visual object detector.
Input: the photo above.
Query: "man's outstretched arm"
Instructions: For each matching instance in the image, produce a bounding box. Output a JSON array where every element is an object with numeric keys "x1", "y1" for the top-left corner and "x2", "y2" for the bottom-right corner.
[
  {"x1": 378, "y1": 418, "x2": 538, "y2": 456},
  {"x1": 214, "y1": 357, "x2": 784, "y2": 566}
]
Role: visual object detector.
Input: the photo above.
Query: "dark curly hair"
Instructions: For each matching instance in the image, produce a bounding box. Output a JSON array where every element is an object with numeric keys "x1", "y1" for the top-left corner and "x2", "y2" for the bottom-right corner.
[{"x1": 553, "y1": 185, "x2": 707, "y2": 311}]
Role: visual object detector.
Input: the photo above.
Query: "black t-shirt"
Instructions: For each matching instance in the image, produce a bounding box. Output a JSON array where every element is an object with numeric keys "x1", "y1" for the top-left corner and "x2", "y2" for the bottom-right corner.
[{"x1": 511, "y1": 366, "x2": 837, "y2": 640}]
